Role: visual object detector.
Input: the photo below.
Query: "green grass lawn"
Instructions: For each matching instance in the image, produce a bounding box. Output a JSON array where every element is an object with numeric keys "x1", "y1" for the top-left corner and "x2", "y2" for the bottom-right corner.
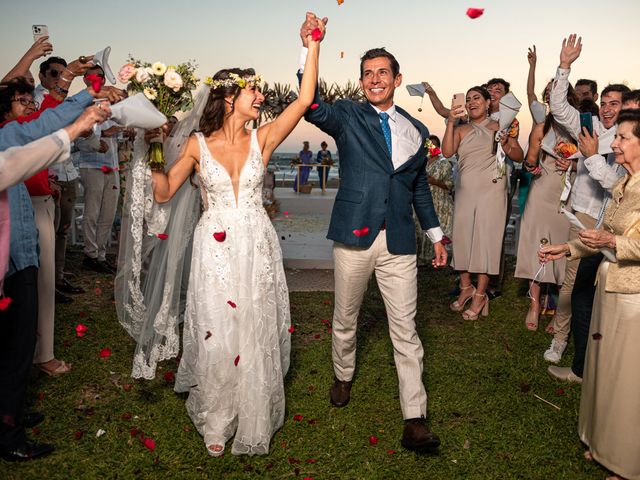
[{"x1": 1, "y1": 252, "x2": 607, "y2": 479}]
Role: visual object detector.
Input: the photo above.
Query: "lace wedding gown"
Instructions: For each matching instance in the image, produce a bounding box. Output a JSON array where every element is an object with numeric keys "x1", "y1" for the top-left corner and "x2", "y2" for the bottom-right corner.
[{"x1": 174, "y1": 130, "x2": 291, "y2": 455}]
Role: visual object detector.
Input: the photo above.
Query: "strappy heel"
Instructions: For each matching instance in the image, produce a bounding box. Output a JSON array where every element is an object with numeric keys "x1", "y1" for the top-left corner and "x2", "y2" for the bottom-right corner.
[
  {"x1": 525, "y1": 301, "x2": 540, "y2": 331},
  {"x1": 462, "y1": 293, "x2": 489, "y2": 320},
  {"x1": 450, "y1": 284, "x2": 475, "y2": 312}
]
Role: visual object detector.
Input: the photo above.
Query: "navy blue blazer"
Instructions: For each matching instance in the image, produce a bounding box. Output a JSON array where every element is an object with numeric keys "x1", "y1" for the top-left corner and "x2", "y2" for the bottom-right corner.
[{"x1": 304, "y1": 89, "x2": 441, "y2": 255}]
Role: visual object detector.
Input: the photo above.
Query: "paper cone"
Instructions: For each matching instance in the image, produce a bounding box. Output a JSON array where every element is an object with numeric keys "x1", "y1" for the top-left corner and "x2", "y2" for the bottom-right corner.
[
  {"x1": 110, "y1": 93, "x2": 167, "y2": 129},
  {"x1": 498, "y1": 92, "x2": 521, "y2": 131},
  {"x1": 93, "y1": 47, "x2": 116, "y2": 84}
]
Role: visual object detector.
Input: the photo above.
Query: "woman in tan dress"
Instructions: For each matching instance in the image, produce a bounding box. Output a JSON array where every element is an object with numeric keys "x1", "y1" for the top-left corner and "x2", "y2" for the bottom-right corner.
[
  {"x1": 515, "y1": 102, "x2": 576, "y2": 335},
  {"x1": 540, "y1": 109, "x2": 640, "y2": 480},
  {"x1": 442, "y1": 86, "x2": 523, "y2": 320}
]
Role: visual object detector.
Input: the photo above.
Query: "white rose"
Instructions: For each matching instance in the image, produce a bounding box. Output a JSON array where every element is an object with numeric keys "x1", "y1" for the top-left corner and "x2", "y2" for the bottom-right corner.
[
  {"x1": 135, "y1": 67, "x2": 151, "y2": 83},
  {"x1": 163, "y1": 69, "x2": 183, "y2": 92}
]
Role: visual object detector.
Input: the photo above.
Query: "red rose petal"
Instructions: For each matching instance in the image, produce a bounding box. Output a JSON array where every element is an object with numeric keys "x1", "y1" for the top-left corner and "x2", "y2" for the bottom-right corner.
[
  {"x1": 311, "y1": 28, "x2": 323, "y2": 42},
  {"x1": 353, "y1": 226, "x2": 370, "y2": 237},
  {"x1": 37, "y1": 392, "x2": 45, "y2": 401},
  {"x1": 123, "y1": 384, "x2": 133, "y2": 392},
  {"x1": 310, "y1": 103, "x2": 319, "y2": 110},
  {"x1": 369, "y1": 435, "x2": 378, "y2": 445},
  {"x1": 293, "y1": 414, "x2": 303, "y2": 421},
  {"x1": 322, "y1": 300, "x2": 331, "y2": 305},
  {"x1": 99, "y1": 347, "x2": 111, "y2": 358},
  {"x1": 143, "y1": 437, "x2": 156, "y2": 451},
  {"x1": 387, "y1": 449, "x2": 397, "y2": 454},
  {"x1": 76, "y1": 323, "x2": 89, "y2": 337},
  {"x1": 234, "y1": 355, "x2": 240, "y2": 366},
  {"x1": 101, "y1": 166, "x2": 113, "y2": 174},
  {"x1": 288, "y1": 326, "x2": 295, "y2": 334},
  {"x1": 314, "y1": 334, "x2": 321, "y2": 339},
  {"x1": 130, "y1": 428, "x2": 139, "y2": 437},
  {"x1": 157, "y1": 233, "x2": 169, "y2": 240},
  {"x1": 227, "y1": 300, "x2": 237, "y2": 308},
  {"x1": 555, "y1": 388, "x2": 565, "y2": 396},
  {"x1": 74, "y1": 430, "x2": 84, "y2": 440},
  {"x1": 288, "y1": 457, "x2": 301, "y2": 464},
  {"x1": 94, "y1": 287, "x2": 102, "y2": 296},
  {"x1": 0, "y1": 297, "x2": 13, "y2": 311},
  {"x1": 321, "y1": 319, "x2": 330, "y2": 325},
  {"x1": 337, "y1": 0, "x2": 344, "y2": 4},
  {"x1": 305, "y1": 459, "x2": 317, "y2": 464},
  {"x1": 213, "y1": 231, "x2": 226, "y2": 242},
  {"x1": 466, "y1": 7, "x2": 484, "y2": 19},
  {"x1": 32, "y1": 427, "x2": 41, "y2": 435},
  {"x1": 327, "y1": 327, "x2": 333, "y2": 334},
  {"x1": 592, "y1": 332, "x2": 602, "y2": 340},
  {"x1": 205, "y1": 331, "x2": 212, "y2": 340},
  {"x1": 441, "y1": 235, "x2": 452, "y2": 246},
  {"x1": 284, "y1": 211, "x2": 290, "y2": 216},
  {"x1": 308, "y1": 418, "x2": 317, "y2": 424},
  {"x1": 163, "y1": 371, "x2": 175, "y2": 382}
]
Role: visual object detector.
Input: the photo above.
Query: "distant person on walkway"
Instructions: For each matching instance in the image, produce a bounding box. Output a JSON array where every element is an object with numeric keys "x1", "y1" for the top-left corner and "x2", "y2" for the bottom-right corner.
[
  {"x1": 316, "y1": 141, "x2": 333, "y2": 189},
  {"x1": 293, "y1": 140, "x2": 313, "y2": 191}
]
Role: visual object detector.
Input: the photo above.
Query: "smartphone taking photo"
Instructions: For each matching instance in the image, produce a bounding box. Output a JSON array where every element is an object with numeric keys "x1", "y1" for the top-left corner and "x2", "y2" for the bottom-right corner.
[{"x1": 580, "y1": 112, "x2": 594, "y2": 136}]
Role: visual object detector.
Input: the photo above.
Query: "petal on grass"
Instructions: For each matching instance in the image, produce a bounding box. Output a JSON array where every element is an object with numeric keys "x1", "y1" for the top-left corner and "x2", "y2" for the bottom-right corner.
[{"x1": 99, "y1": 348, "x2": 112, "y2": 358}]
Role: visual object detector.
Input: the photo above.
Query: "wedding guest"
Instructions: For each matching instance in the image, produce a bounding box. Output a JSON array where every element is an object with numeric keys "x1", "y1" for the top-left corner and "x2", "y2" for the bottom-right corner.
[
  {"x1": 545, "y1": 34, "x2": 629, "y2": 381},
  {"x1": 443, "y1": 86, "x2": 523, "y2": 320},
  {"x1": 575, "y1": 78, "x2": 598, "y2": 103},
  {"x1": 292, "y1": 140, "x2": 313, "y2": 191},
  {"x1": 77, "y1": 66, "x2": 122, "y2": 274},
  {"x1": 486, "y1": 78, "x2": 510, "y2": 119},
  {"x1": 316, "y1": 141, "x2": 332, "y2": 189},
  {"x1": 540, "y1": 108, "x2": 640, "y2": 480},
  {"x1": 417, "y1": 135, "x2": 453, "y2": 265},
  {"x1": 1, "y1": 37, "x2": 52, "y2": 85},
  {"x1": 0, "y1": 87, "x2": 112, "y2": 461},
  {"x1": 33, "y1": 56, "x2": 87, "y2": 300},
  {"x1": 514, "y1": 85, "x2": 577, "y2": 335}
]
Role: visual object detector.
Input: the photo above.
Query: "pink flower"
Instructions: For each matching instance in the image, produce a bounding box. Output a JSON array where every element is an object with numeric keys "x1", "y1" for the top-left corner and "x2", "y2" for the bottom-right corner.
[{"x1": 118, "y1": 63, "x2": 137, "y2": 83}]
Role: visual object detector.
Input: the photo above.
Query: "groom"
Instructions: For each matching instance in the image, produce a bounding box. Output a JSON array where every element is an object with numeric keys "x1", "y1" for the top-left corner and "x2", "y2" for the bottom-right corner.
[{"x1": 298, "y1": 15, "x2": 447, "y2": 452}]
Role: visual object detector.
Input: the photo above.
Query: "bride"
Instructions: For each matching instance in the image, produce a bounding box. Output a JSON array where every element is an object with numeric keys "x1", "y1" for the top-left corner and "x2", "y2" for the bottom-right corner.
[{"x1": 146, "y1": 15, "x2": 324, "y2": 456}]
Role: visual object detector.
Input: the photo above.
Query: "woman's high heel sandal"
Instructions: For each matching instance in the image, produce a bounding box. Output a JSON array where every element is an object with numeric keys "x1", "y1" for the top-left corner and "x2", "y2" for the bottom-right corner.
[
  {"x1": 462, "y1": 293, "x2": 489, "y2": 320},
  {"x1": 450, "y1": 285, "x2": 476, "y2": 312},
  {"x1": 207, "y1": 443, "x2": 225, "y2": 457}
]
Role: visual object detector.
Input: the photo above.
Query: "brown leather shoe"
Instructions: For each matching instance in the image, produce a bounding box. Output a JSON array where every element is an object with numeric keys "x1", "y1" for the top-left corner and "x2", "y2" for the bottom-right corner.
[
  {"x1": 401, "y1": 417, "x2": 440, "y2": 452},
  {"x1": 329, "y1": 378, "x2": 352, "y2": 407}
]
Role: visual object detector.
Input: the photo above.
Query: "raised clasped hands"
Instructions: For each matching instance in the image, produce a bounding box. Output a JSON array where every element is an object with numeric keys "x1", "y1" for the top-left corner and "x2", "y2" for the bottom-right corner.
[
  {"x1": 560, "y1": 33, "x2": 582, "y2": 69},
  {"x1": 578, "y1": 127, "x2": 599, "y2": 158},
  {"x1": 300, "y1": 11, "x2": 328, "y2": 47}
]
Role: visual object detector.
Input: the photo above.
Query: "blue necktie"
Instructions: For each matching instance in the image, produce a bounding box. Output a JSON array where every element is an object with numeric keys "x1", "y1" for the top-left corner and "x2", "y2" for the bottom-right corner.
[{"x1": 379, "y1": 112, "x2": 392, "y2": 155}]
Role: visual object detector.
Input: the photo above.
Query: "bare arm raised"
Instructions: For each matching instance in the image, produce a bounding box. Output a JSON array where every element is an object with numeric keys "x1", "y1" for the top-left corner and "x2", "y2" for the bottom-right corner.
[{"x1": 152, "y1": 135, "x2": 199, "y2": 204}]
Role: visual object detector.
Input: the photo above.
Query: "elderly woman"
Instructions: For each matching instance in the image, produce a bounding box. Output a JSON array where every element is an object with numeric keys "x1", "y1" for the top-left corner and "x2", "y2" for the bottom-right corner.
[{"x1": 540, "y1": 109, "x2": 640, "y2": 480}]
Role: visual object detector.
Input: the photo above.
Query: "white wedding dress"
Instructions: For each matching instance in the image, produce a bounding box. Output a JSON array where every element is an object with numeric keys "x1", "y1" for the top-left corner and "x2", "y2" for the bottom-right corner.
[{"x1": 174, "y1": 130, "x2": 291, "y2": 455}]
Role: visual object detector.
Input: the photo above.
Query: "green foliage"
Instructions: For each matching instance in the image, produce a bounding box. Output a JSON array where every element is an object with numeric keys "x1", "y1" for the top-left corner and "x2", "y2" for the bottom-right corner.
[{"x1": 0, "y1": 251, "x2": 607, "y2": 479}]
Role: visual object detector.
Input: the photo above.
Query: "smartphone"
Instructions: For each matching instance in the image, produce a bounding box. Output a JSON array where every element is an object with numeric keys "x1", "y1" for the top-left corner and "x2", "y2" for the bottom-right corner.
[
  {"x1": 453, "y1": 93, "x2": 465, "y2": 110},
  {"x1": 580, "y1": 112, "x2": 594, "y2": 136},
  {"x1": 32, "y1": 24, "x2": 49, "y2": 42}
]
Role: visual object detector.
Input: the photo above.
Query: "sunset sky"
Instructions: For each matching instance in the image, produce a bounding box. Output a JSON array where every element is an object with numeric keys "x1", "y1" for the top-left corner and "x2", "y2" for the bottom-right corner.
[{"x1": 2, "y1": 0, "x2": 638, "y2": 152}]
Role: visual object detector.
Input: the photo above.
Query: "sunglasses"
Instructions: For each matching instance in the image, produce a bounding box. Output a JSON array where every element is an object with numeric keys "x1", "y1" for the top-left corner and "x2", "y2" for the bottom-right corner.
[
  {"x1": 47, "y1": 69, "x2": 65, "y2": 78},
  {"x1": 12, "y1": 97, "x2": 36, "y2": 107}
]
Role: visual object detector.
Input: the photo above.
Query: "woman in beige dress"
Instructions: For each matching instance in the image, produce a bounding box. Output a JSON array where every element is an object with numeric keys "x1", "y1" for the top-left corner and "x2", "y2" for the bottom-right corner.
[
  {"x1": 442, "y1": 86, "x2": 523, "y2": 320},
  {"x1": 540, "y1": 109, "x2": 640, "y2": 480},
  {"x1": 515, "y1": 91, "x2": 577, "y2": 335}
]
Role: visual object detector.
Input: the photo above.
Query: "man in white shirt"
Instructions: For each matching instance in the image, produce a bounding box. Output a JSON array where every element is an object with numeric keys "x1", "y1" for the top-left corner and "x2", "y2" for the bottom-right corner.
[
  {"x1": 546, "y1": 33, "x2": 629, "y2": 377},
  {"x1": 298, "y1": 14, "x2": 446, "y2": 452}
]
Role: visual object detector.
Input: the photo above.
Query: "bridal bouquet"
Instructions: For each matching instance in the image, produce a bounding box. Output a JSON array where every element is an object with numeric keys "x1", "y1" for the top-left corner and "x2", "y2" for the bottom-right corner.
[
  {"x1": 118, "y1": 57, "x2": 198, "y2": 170},
  {"x1": 554, "y1": 141, "x2": 578, "y2": 159}
]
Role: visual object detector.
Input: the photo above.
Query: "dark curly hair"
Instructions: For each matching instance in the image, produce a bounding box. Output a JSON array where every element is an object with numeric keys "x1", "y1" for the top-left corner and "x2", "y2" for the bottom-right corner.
[
  {"x1": 466, "y1": 86, "x2": 491, "y2": 101},
  {"x1": 0, "y1": 77, "x2": 35, "y2": 120},
  {"x1": 199, "y1": 68, "x2": 256, "y2": 136}
]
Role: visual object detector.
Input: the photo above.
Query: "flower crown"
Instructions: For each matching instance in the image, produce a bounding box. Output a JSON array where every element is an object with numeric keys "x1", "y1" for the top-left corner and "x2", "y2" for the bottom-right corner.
[{"x1": 204, "y1": 72, "x2": 264, "y2": 90}]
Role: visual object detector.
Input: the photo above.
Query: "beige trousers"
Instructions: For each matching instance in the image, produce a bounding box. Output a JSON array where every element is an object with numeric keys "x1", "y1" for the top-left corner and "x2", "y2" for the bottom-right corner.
[
  {"x1": 80, "y1": 168, "x2": 119, "y2": 261},
  {"x1": 332, "y1": 231, "x2": 427, "y2": 420},
  {"x1": 31, "y1": 195, "x2": 56, "y2": 364},
  {"x1": 551, "y1": 211, "x2": 597, "y2": 342}
]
